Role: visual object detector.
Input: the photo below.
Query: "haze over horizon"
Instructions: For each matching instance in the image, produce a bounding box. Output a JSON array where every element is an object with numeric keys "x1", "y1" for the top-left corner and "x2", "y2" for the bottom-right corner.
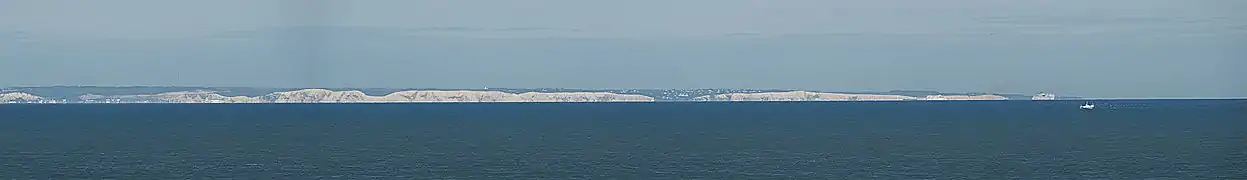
[{"x1": 2, "y1": 0, "x2": 1244, "y2": 98}]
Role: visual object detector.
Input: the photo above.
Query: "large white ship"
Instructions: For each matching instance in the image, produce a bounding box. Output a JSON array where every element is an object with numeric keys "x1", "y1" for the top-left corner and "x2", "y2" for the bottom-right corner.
[{"x1": 1031, "y1": 92, "x2": 1056, "y2": 100}]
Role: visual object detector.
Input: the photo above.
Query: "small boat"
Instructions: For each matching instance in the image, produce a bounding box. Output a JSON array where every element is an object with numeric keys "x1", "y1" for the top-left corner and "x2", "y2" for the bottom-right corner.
[{"x1": 1079, "y1": 103, "x2": 1095, "y2": 110}]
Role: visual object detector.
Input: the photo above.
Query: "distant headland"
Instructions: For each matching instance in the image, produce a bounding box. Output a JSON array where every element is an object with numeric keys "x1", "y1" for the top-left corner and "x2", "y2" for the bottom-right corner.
[{"x1": 0, "y1": 86, "x2": 1081, "y2": 104}]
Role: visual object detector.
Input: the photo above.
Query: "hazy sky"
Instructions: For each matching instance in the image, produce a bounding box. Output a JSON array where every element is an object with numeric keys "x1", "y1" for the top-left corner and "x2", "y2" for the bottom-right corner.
[{"x1": 2, "y1": 0, "x2": 1244, "y2": 97}]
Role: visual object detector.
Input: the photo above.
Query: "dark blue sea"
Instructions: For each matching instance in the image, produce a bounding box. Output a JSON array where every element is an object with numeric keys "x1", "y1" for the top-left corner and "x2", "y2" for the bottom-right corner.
[{"x1": 1, "y1": 100, "x2": 1244, "y2": 179}]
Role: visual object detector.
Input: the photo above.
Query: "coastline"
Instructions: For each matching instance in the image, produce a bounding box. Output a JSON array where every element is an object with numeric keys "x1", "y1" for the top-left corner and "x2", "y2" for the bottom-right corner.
[
  {"x1": 4, "y1": 99, "x2": 1244, "y2": 105},
  {"x1": 2, "y1": 87, "x2": 1175, "y2": 104}
]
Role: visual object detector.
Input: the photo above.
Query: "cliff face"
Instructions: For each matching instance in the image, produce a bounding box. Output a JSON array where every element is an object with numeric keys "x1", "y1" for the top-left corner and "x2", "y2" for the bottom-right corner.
[
  {"x1": 917, "y1": 95, "x2": 1008, "y2": 100},
  {"x1": 514, "y1": 92, "x2": 654, "y2": 102},
  {"x1": 5, "y1": 88, "x2": 1023, "y2": 103},
  {"x1": 383, "y1": 90, "x2": 524, "y2": 102},
  {"x1": 152, "y1": 91, "x2": 266, "y2": 103},
  {"x1": 0, "y1": 92, "x2": 43, "y2": 102},
  {"x1": 150, "y1": 89, "x2": 655, "y2": 103},
  {"x1": 693, "y1": 91, "x2": 917, "y2": 101},
  {"x1": 694, "y1": 91, "x2": 1010, "y2": 101},
  {"x1": 259, "y1": 89, "x2": 382, "y2": 103}
]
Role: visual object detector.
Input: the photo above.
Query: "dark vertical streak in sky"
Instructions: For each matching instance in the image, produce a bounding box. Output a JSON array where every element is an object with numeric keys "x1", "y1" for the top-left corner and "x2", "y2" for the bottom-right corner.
[{"x1": 279, "y1": 0, "x2": 329, "y2": 88}]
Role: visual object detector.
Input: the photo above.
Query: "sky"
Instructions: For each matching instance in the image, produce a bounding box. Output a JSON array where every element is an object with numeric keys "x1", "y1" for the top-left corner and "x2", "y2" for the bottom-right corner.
[{"x1": 1, "y1": 0, "x2": 1244, "y2": 98}]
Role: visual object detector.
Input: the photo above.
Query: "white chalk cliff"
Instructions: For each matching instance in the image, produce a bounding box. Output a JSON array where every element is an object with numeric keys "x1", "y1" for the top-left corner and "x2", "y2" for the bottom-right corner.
[
  {"x1": 150, "y1": 91, "x2": 267, "y2": 103},
  {"x1": 917, "y1": 95, "x2": 1007, "y2": 100},
  {"x1": 694, "y1": 91, "x2": 1008, "y2": 101},
  {"x1": 694, "y1": 91, "x2": 917, "y2": 101},
  {"x1": 6, "y1": 89, "x2": 1016, "y2": 103},
  {"x1": 150, "y1": 89, "x2": 655, "y2": 103},
  {"x1": 0, "y1": 92, "x2": 43, "y2": 102}
]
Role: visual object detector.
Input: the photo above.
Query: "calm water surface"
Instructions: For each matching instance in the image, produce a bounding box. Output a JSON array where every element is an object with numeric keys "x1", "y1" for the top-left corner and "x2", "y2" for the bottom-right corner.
[{"x1": 1, "y1": 100, "x2": 1245, "y2": 179}]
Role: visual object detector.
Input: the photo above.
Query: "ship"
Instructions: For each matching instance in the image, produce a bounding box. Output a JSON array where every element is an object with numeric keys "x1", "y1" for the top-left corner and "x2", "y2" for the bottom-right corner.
[{"x1": 1031, "y1": 92, "x2": 1056, "y2": 100}]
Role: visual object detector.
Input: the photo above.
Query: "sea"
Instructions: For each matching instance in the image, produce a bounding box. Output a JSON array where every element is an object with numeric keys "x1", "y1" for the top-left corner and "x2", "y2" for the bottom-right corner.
[{"x1": 1, "y1": 100, "x2": 1244, "y2": 179}]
